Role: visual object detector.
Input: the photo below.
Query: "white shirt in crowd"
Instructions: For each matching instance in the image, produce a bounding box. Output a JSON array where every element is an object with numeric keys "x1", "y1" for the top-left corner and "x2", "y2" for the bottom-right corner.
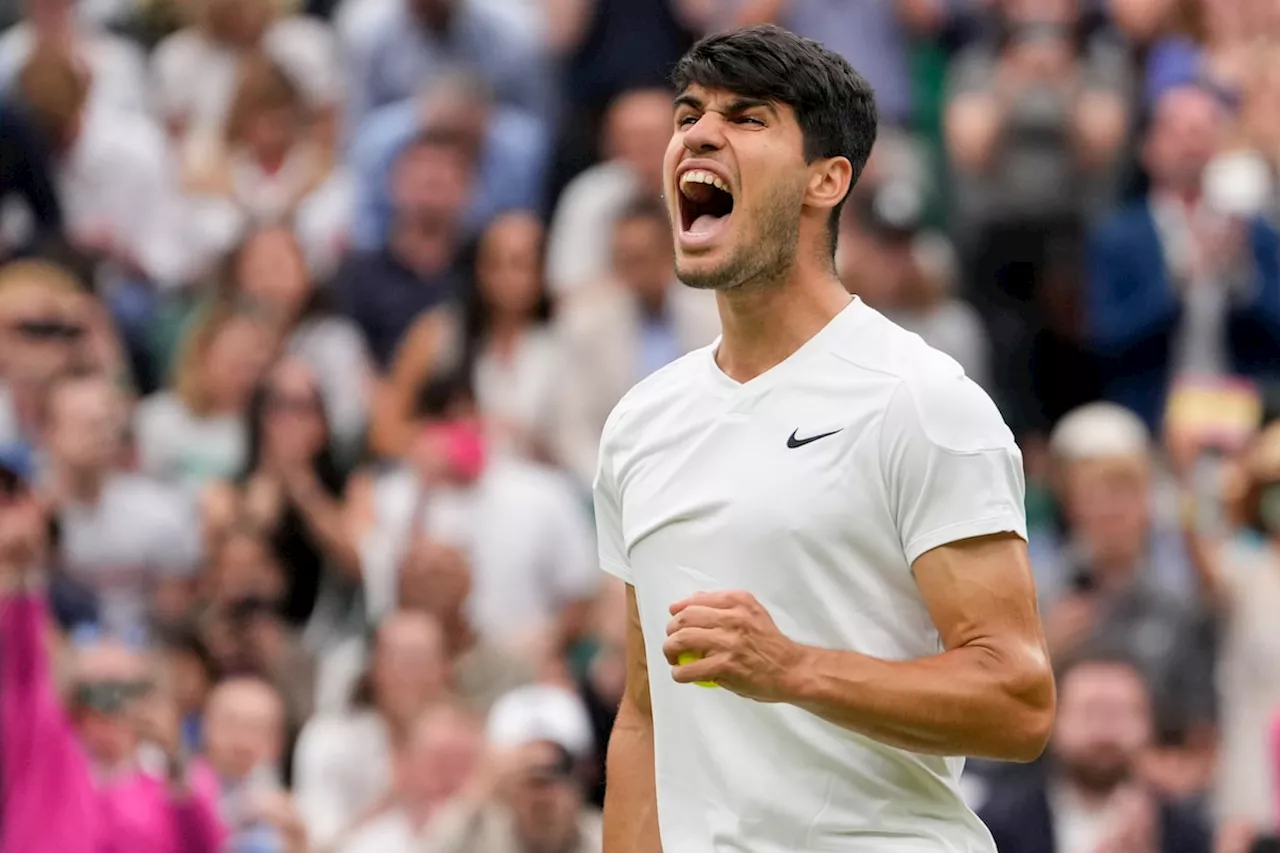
[
  {"x1": 134, "y1": 391, "x2": 248, "y2": 494},
  {"x1": 362, "y1": 457, "x2": 597, "y2": 646},
  {"x1": 593, "y1": 298, "x2": 1025, "y2": 853},
  {"x1": 0, "y1": 22, "x2": 149, "y2": 114},
  {"x1": 473, "y1": 327, "x2": 562, "y2": 459},
  {"x1": 151, "y1": 16, "x2": 342, "y2": 137},
  {"x1": 57, "y1": 472, "x2": 202, "y2": 635},
  {"x1": 59, "y1": 105, "x2": 209, "y2": 286},
  {"x1": 544, "y1": 161, "x2": 640, "y2": 296},
  {"x1": 293, "y1": 709, "x2": 393, "y2": 851}
]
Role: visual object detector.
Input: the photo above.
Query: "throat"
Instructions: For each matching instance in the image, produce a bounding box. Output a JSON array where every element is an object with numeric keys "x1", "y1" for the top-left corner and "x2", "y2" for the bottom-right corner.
[{"x1": 715, "y1": 282, "x2": 853, "y2": 383}]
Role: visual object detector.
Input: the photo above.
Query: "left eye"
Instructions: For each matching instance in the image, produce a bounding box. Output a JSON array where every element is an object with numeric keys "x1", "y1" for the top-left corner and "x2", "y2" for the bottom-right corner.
[{"x1": 736, "y1": 117, "x2": 764, "y2": 126}]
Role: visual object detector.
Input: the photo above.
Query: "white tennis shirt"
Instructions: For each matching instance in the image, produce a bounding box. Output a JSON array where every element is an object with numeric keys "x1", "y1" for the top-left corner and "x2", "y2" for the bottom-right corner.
[{"x1": 593, "y1": 298, "x2": 1025, "y2": 852}]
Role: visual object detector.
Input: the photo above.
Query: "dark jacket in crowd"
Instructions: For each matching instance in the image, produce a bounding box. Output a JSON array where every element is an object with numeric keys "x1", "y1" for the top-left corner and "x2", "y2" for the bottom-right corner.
[{"x1": 980, "y1": 780, "x2": 1213, "y2": 853}]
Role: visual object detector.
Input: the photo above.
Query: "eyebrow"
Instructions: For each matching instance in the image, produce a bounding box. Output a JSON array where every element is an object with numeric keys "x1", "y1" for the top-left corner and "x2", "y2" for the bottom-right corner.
[{"x1": 673, "y1": 94, "x2": 777, "y2": 118}]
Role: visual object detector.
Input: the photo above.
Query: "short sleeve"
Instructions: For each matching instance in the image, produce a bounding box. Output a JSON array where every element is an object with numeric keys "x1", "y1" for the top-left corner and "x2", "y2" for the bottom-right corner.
[
  {"x1": 592, "y1": 414, "x2": 633, "y2": 584},
  {"x1": 880, "y1": 371, "x2": 1026, "y2": 566}
]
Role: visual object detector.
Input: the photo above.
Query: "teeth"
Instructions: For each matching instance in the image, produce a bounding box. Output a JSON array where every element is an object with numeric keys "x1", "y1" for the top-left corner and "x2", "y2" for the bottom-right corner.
[{"x1": 679, "y1": 169, "x2": 731, "y2": 197}]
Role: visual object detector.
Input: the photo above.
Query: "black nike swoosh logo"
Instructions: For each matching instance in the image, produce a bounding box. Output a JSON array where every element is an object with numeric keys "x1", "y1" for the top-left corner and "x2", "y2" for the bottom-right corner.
[{"x1": 787, "y1": 428, "x2": 843, "y2": 448}]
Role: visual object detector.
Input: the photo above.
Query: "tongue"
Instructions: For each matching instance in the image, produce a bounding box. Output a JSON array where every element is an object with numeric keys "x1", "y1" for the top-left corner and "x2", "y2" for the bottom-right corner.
[{"x1": 690, "y1": 213, "x2": 725, "y2": 234}]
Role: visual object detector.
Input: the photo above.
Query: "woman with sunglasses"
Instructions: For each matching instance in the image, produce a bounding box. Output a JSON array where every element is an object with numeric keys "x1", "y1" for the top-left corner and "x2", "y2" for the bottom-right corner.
[
  {"x1": 0, "y1": 477, "x2": 225, "y2": 853},
  {"x1": 202, "y1": 357, "x2": 359, "y2": 634}
]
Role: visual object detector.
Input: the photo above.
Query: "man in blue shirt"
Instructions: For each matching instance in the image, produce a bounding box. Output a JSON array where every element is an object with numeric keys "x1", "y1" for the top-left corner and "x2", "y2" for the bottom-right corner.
[
  {"x1": 347, "y1": 71, "x2": 549, "y2": 251},
  {"x1": 333, "y1": 128, "x2": 470, "y2": 368}
]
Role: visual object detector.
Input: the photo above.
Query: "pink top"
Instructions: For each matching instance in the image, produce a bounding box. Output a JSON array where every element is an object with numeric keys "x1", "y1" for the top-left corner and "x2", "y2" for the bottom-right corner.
[{"x1": 1, "y1": 592, "x2": 225, "y2": 853}]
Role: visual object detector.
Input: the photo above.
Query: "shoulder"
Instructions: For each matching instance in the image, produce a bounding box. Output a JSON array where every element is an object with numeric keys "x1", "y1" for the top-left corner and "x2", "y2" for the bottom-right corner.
[
  {"x1": 1091, "y1": 202, "x2": 1156, "y2": 245},
  {"x1": 152, "y1": 28, "x2": 208, "y2": 72},
  {"x1": 106, "y1": 473, "x2": 190, "y2": 509},
  {"x1": 600, "y1": 347, "x2": 712, "y2": 455},
  {"x1": 554, "y1": 162, "x2": 634, "y2": 212},
  {"x1": 834, "y1": 306, "x2": 1013, "y2": 453},
  {"x1": 135, "y1": 391, "x2": 183, "y2": 425}
]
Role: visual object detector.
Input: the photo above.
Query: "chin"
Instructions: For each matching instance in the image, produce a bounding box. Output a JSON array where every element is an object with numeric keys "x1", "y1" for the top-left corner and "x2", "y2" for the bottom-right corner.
[{"x1": 675, "y1": 250, "x2": 742, "y2": 291}]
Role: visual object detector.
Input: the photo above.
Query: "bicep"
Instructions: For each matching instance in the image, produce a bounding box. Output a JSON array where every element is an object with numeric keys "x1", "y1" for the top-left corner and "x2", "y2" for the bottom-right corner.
[
  {"x1": 912, "y1": 532, "x2": 1048, "y2": 662},
  {"x1": 623, "y1": 585, "x2": 651, "y2": 717}
]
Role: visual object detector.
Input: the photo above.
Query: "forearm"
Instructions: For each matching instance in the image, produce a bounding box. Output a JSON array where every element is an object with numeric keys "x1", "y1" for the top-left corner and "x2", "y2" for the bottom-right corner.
[
  {"x1": 603, "y1": 704, "x2": 661, "y2": 853},
  {"x1": 783, "y1": 641, "x2": 1054, "y2": 762},
  {"x1": 292, "y1": 482, "x2": 361, "y2": 577}
]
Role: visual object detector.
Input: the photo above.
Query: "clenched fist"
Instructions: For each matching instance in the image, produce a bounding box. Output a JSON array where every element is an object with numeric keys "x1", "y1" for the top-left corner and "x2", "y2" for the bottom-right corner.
[{"x1": 663, "y1": 591, "x2": 805, "y2": 703}]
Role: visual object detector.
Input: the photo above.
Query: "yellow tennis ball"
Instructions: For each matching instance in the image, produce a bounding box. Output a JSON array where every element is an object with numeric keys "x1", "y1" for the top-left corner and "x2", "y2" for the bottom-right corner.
[{"x1": 677, "y1": 652, "x2": 718, "y2": 689}]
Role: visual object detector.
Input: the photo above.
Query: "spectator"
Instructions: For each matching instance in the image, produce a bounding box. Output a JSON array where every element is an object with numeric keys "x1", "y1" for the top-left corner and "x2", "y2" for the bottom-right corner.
[
  {"x1": 293, "y1": 609, "x2": 452, "y2": 850},
  {"x1": 0, "y1": 477, "x2": 224, "y2": 853},
  {"x1": 158, "y1": 625, "x2": 218, "y2": 754},
  {"x1": 151, "y1": 0, "x2": 341, "y2": 141},
  {"x1": 343, "y1": 0, "x2": 552, "y2": 133},
  {"x1": 373, "y1": 211, "x2": 559, "y2": 461},
  {"x1": 1086, "y1": 83, "x2": 1280, "y2": 430},
  {"x1": 421, "y1": 684, "x2": 601, "y2": 853},
  {"x1": 946, "y1": 0, "x2": 1130, "y2": 431},
  {"x1": 545, "y1": 87, "x2": 673, "y2": 296},
  {"x1": 315, "y1": 534, "x2": 535, "y2": 716},
  {"x1": 1182, "y1": 421, "x2": 1280, "y2": 829},
  {"x1": 202, "y1": 357, "x2": 359, "y2": 631},
  {"x1": 1042, "y1": 403, "x2": 1215, "y2": 785},
  {"x1": 204, "y1": 677, "x2": 308, "y2": 853},
  {"x1": 352, "y1": 369, "x2": 599, "y2": 649},
  {"x1": 181, "y1": 54, "x2": 352, "y2": 261},
  {"x1": 980, "y1": 655, "x2": 1211, "y2": 853},
  {"x1": 0, "y1": 0, "x2": 149, "y2": 114},
  {"x1": 0, "y1": 259, "x2": 104, "y2": 465},
  {"x1": 154, "y1": 226, "x2": 373, "y2": 457},
  {"x1": 0, "y1": 94, "x2": 62, "y2": 255},
  {"x1": 332, "y1": 127, "x2": 469, "y2": 369},
  {"x1": 194, "y1": 525, "x2": 317, "y2": 736},
  {"x1": 135, "y1": 308, "x2": 277, "y2": 492},
  {"x1": 42, "y1": 365, "x2": 202, "y2": 637},
  {"x1": 554, "y1": 198, "x2": 719, "y2": 488},
  {"x1": 839, "y1": 180, "x2": 992, "y2": 390},
  {"x1": 16, "y1": 43, "x2": 203, "y2": 288},
  {"x1": 336, "y1": 700, "x2": 487, "y2": 853},
  {"x1": 348, "y1": 70, "x2": 549, "y2": 251},
  {"x1": 576, "y1": 576, "x2": 627, "y2": 809}
]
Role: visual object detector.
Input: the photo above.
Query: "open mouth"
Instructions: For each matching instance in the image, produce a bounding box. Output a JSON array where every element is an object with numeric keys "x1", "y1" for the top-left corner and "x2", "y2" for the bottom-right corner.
[{"x1": 678, "y1": 168, "x2": 735, "y2": 244}]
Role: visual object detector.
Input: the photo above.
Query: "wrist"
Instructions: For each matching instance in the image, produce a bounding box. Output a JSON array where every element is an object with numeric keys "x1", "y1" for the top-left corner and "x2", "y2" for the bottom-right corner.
[{"x1": 778, "y1": 642, "x2": 822, "y2": 704}]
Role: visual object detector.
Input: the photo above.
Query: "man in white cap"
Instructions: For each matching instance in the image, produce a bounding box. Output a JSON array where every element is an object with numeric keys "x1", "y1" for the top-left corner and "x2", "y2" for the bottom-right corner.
[
  {"x1": 1039, "y1": 402, "x2": 1214, "y2": 778},
  {"x1": 423, "y1": 685, "x2": 602, "y2": 853}
]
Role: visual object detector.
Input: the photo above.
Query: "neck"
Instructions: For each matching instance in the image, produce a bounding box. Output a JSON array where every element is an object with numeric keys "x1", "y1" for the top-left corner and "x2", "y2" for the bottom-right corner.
[
  {"x1": 441, "y1": 612, "x2": 477, "y2": 658},
  {"x1": 54, "y1": 464, "x2": 106, "y2": 504},
  {"x1": 713, "y1": 266, "x2": 850, "y2": 384},
  {"x1": 635, "y1": 286, "x2": 669, "y2": 318},
  {"x1": 488, "y1": 314, "x2": 526, "y2": 347},
  {"x1": 393, "y1": 221, "x2": 452, "y2": 276},
  {"x1": 399, "y1": 798, "x2": 438, "y2": 832}
]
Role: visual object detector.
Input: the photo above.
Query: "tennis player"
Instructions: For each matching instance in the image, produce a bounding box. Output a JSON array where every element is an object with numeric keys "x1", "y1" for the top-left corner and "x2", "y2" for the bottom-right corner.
[{"x1": 594, "y1": 25, "x2": 1055, "y2": 853}]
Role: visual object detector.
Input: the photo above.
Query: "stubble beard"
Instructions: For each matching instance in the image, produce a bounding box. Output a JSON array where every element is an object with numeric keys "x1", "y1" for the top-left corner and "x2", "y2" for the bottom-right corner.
[{"x1": 675, "y1": 184, "x2": 803, "y2": 293}]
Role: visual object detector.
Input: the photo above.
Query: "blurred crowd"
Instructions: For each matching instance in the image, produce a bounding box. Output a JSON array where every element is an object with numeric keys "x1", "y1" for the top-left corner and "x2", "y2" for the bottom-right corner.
[{"x1": 1, "y1": 0, "x2": 1280, "y2": 851}]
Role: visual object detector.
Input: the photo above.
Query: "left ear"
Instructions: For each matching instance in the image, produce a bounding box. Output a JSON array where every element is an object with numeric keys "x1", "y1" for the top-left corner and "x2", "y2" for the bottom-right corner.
[{"x1": 805, "y1": 156, "x2": 854, "y2": 214}]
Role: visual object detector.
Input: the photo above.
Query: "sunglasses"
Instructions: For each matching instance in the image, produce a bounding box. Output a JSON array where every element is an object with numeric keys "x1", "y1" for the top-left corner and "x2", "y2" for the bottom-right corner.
[
  {"x1": 73, "y1": 679, "x2": 153, "y2": 715},
  {"x1": 12, "y1": 320, "x2": 86, "y2": 342}
]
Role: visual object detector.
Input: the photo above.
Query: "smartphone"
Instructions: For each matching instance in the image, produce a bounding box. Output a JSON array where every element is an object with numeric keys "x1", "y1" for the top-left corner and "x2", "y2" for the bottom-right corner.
[{"x1": 1165, "y1": 378, "x2": 1262, "y2": 453}]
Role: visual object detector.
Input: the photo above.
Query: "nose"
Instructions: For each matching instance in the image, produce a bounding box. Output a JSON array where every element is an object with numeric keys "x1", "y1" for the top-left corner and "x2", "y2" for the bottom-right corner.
[{"x1": 682, "y1": 112, "x2": 726, "y2": 155}]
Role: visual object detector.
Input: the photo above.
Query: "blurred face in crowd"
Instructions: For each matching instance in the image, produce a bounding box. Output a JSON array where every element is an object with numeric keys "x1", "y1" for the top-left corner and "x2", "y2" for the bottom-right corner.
[
  {"x1": 1144, "y1": 86, "x2": 1227, "y2": 196},
  {"x1": 260, "y1": 359, "x2": 327, "y2": 464},
  {"x1": 1002, "y1": 0, "x2": 1077, "y2": 25},
  {"x1": 392, "y1": 139, "x2": 474, "y2": 229},
  {"x1": 605, "y1": 89, "x2": 676, "y2": 193},
  {"x1": 372, "y1": 611, "x2": 449, "y2": 725},
  {"x1": 407, "y1": 0, "x2": 454, "y2": 31},
  {"x1": 72, "y1": 640, "x2": 151, "y2": 767},
  {"x1": 396, "y1": 705, "x2": 483, "y2": 806},
  {"x1": 46, "y1": 373, "x2": 124, "y2": 474},
  {"x1": 204, "y1": 678, "x2": 284, "y2": 783},
  {"x1": 612, "y1": 212, "x2": 675, "y2": 309},
  {"x1": 1062, "y1": 456, "x2": 1151, "y2": 576},
  {"x1": 206, "y1": 0, "x2": 271, "y2": 47},
  {"x1": 476, "y1": 212, "x2": 545, "y2": 322},
  {"x1": 507, "y1": 741, "x2": 585, "y2": 853},
  {"x1": 837, "y1": 221, "x2": 920, "y2": 310},
  {"x1": 212, "y1": 528, "x2": 284, "y2": 604},
  {"x1": 203, "y1": 316, "x2": 276, "y2": 412},
  {"x1": 1052, "y1": 661, "x2": 1152, "y2": 795},
  {"x1": 236, "y1": 227, "x2": 312, "y2": 327},
  {"x1": 398, "y1": 536, "x2": 471, "y2": 622},
  {"x1": 0, "y1": 276, "x2": 88, "y2": 387}
]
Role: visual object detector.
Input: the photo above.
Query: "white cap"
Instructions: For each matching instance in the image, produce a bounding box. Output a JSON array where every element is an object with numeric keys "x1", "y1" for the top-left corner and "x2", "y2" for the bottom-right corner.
[
  {"x1": 486, "y1": 685, "x2": 595, "y2": 759},
  {"x1": 1049, "y1": 403, "x2": 1151, "y2": 462}
]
